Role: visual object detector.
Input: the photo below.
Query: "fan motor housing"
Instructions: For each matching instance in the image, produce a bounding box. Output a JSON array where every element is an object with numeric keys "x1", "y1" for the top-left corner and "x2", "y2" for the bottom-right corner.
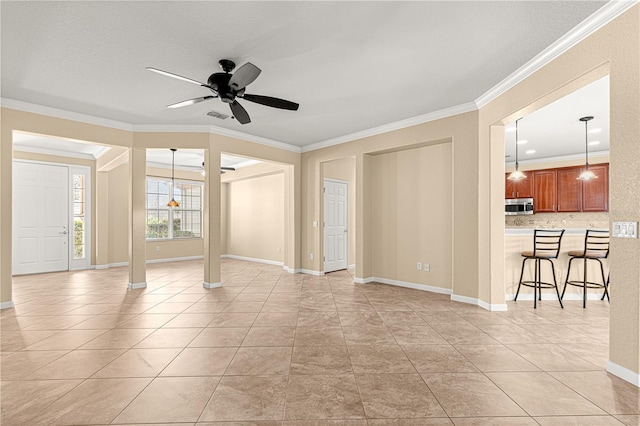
[{"x1": 208, "y1": 72, "x2": 235, "y2": 102}]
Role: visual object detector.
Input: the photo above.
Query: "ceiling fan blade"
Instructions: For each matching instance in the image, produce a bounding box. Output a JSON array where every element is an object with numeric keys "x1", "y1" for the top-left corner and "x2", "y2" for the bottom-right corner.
[
  {"x1": 230, "y1": 101, "x2": 251, "y2": 124},
  {"x1": 228, "y1": 62, "x2": 261, "y2": 91},
  {"x1": 146, "y1": 67, "x2": 209, "y2": 87},
  {"x1": 242, "y1": 94, "x2": 299, "y2": 111},
  {"x1": 167, "y1": 95, "x2": 216, "y2": 109}
]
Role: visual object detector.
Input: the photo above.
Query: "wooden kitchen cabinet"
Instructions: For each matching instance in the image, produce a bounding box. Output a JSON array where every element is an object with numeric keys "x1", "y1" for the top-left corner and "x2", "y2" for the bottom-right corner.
[
  {"x1": 505, "y1": 172, "x2": 533, "y2": 199},
  {"x1": 533, "y1": 170, "x2": 557, "y2": 213},
  {"x1": 582, "y1": 164, "x2": 609, "y2": 211},
  {"x1": 506, "y1": 163, "x2": 609, "y2": 213},
  {"x1": 556, "y1": 167, "x2": 582, "y2": 212}
]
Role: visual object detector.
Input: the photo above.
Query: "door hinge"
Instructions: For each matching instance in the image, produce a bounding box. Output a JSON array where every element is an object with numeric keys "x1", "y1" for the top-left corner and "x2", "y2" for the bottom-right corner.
[
  {"x1": 323, "y1": 256, "x2": 325, "y2": 261},
  {"x1": 323, "y1": 187, "x2": 326, "y2": 193}
]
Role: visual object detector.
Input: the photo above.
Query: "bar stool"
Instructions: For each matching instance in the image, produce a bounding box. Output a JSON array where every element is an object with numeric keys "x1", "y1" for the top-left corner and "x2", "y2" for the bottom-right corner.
[
  {"x1": 561, "y1": 229, "x2": 610, "y2": 308},
  {"x1": 515, "y1": 229, "x2": 565, "y2": 309}
]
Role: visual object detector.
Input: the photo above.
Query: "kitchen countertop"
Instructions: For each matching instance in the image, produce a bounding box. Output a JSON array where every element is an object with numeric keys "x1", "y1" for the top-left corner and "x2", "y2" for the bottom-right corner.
[{"x1": 505, "y1": 227, "x2": 609, "y2": 236}]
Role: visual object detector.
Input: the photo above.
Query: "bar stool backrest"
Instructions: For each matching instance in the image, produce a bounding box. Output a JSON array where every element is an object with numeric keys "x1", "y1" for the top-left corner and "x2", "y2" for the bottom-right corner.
[
  {"x1": 533, "y1": 229, "x2": 565, "y2": 258},
  {"x1": 583, "y1": 229, "x2": 610, "y2": 257}
]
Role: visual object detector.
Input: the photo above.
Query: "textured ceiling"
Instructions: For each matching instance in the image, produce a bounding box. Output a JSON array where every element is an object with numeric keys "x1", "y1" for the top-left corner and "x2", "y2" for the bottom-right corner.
[{"x1": 1, "y1": 1, "x2": 607, "y2": 147}]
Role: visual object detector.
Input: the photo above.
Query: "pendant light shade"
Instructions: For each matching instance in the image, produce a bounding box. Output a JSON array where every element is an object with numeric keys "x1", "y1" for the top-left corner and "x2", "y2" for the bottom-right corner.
[
  {"x1": 507, "y1": 118, "x2": 527, "y2": 181},
  {"x1": 167, "y1": 148, "x2": 180, "y2": 207},
  {"x1": 577, "y1": 116, "x2": 598, "y2": 181}
]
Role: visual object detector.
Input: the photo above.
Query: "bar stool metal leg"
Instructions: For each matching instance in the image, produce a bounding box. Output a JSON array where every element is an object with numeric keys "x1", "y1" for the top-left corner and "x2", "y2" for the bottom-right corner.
[
  {"x1": 549, "y1": 259, "x2": 563, "y2": 308},
  {"x1": 514, "y1": 258, "x2": 527, "y2": 301}
]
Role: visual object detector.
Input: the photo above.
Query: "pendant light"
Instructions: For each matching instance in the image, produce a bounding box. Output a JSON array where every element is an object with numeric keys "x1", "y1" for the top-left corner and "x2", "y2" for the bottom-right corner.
[
  {"x1": 167, "y1": 148, "x2": 180, "y2": 207},
  {"x1": 577, "y1": 116, "x2": 598, "y2": 181},
  {"x1": 507, "y1": 118, "x2": 526, "y2": 180}
]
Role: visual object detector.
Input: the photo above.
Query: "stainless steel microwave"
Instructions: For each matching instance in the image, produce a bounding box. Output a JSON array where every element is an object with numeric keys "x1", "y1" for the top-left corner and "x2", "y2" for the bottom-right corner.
[{"x1": 505, "y1": 198, "x2": 534, "y2": 215}]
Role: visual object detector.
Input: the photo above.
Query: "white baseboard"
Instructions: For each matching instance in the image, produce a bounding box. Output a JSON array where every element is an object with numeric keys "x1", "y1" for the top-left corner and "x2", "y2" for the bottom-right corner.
[
  {"x1": 507, "y1": 293, "x2": 606, "y2": 301},
  {"x1": 203, "y1": 282, "x2": 222, "y2": 289},
  {"x1": 299, "y1": 269, "x2": 325, "y2": 277},
  {"x1": 283, "y1": 266, "x2": 301, "y2": 274},
  {"x1": 451, "y1": 294, "x2": 508, "y2": 312},
  {"x1": 348, "y1": 264, "x2": 356, "y2": 269},
  {"x1": 0, "y1": 301, "x2": 15, "y2": 310},
  {"x1": 147, "y1": 255, "x2": 203, "y2": 264},
  {"x1": 92, "y1": 256, "x2": 205, "y2": 269},
  {"x1": 127, "y1": 282, "x2": 147, "y2": 289},
  {"x1": 355, "y1": 276, "x2": 452, "y2": 295},
  {"x1": 607, "y1": 361, "x2": 640, "y2": 387},
  {"x1": 221, "y1": 254, "x2": 284, "y2": 267}
]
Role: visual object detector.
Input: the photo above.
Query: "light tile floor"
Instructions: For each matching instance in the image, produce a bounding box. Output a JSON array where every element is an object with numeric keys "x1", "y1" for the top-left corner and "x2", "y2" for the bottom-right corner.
[{"x1": 1, "y1": 259, "x2": 639, "y2": 425}]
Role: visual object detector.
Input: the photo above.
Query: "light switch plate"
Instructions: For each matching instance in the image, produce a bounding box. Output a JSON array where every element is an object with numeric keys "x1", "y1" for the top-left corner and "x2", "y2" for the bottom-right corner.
[{"x1": 613, "y1": 221, "x2": 638, "y2": 238}]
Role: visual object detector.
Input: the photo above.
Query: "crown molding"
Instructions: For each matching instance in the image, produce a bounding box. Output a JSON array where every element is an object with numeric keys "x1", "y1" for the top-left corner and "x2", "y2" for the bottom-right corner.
[
  {"x1": 1, "y1": 98, "x2": 134, "y2": 131},
  {"x1": 207, "y1": 125, "x2": 301, "y2": 153},
  {"x1": 505, "y1": 150, "x2": 609, "y2": 167},
  {"x1": 105, "y1": 123, "x2": 302, "y2": 153},
  {"x1": 301, "y1": 102, "x2": 477, "y2": 153},
  {"x1": 2, "y1": 98, "x2": 302, "y2": 153},
  {"x1": 475, "y1": 0, "x2": 638, "y2": 108}
]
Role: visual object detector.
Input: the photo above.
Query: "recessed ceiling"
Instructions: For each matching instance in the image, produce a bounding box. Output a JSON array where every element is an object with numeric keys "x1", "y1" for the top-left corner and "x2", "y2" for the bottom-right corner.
[
  {"x1": 1, "y1": 1, "x2": 607, "y2": 147},
  {"x1": 12, "y1": 132, "x2": 111, "y2": 159},
  {"x1": 505, "y1": 75, "x2": 609, "y2": 163}
]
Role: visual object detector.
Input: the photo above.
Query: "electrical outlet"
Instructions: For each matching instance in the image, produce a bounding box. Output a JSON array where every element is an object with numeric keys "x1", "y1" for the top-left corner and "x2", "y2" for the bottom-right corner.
[
  {"x1": 424, "y1": 263, "x2": 430, "y2": 272},
  {"x1": 310, "y1": 253, "x2": 314, "y2": 260},
  {"x1": 278, "y1": 247, "x2": 282, "y2": 253},
  {"x1": 155, "y1": 246, "x2": 160, "y2": 252},
  {"x1": 417, "y1": 262, "x2": 422, "y2": 270}
]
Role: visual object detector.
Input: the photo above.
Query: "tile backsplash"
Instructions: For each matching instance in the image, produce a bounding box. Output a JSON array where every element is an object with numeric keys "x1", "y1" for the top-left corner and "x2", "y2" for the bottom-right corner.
[{"x1": 505, "y1": 212, "x2": 609, "y2": 229}]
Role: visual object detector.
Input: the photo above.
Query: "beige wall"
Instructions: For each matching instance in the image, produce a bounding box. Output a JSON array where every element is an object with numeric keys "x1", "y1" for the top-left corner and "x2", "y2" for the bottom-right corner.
[
  {"x1": 323, "y1": 157, "x2": 356, "y2": 266},
  {"x1": 225, "y1": 172, "x2": 285, "y2": 263},
  {"x1": 371, "y1": 143, "x2": 452, "y2": 289},
  {"x1": 301, "y1": 114, "x2": 478, "y2": 300},
  {"x1": 107, "y1": 163, "x2": 129, "y2": 264}
]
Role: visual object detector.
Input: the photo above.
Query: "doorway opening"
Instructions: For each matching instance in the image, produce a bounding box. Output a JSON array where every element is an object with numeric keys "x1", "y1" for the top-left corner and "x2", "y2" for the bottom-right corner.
[
  {"x1": 12, "y1": 131, "x2": 103, "y2": 274},
  {"x1": 323, "y1": 178, "x2": 349, "y2": 273}
]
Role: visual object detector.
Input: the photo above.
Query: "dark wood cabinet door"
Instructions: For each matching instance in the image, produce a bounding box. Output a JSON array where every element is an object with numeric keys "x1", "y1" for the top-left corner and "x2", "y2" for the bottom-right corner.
[
  {"x1": 505, "y1": 173, "x2": 516, "y2": 199},
  {"x1": 582, "y1": 164, "x2": 609, "y2": 211},
  {"x1": 533, "y1": 170, "x2": 557, "y2": 213},
  {"x1": 556, "y1": 167, "x2": 582, "y2": 212},
  {"x1": 516, "y1": 173, "x2": 533, "y2": 198},
  {"x1": 505, "y1": 172, "x2": 532, "y2": 198}
]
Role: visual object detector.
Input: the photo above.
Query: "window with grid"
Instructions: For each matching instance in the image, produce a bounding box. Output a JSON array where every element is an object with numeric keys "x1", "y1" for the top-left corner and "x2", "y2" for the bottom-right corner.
[
  {"x1": 72, "y1": 174, "x2": 86, "y2": 259},
  {"x1": 146, "y1": 178, "x2": 203, "y2": 239}
]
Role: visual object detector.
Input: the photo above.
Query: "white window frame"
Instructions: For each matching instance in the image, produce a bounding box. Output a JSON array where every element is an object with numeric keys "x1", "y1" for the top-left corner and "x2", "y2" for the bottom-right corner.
[
  {"x1": 69, "y1": 165, "x2": 91, "y2": 271},
  {"x1": 145, "y1": 176, "x2": 204, "y2": 241}
]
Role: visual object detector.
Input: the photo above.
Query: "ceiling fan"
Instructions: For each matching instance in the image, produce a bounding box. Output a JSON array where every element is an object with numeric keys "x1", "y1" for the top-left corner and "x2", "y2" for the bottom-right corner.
[
  {"x1": 146, "y1": 59, "x2": 299, "y2": 124},
  {"x1": 192, "y1": 162, "x2": 236, "y2": 175}
]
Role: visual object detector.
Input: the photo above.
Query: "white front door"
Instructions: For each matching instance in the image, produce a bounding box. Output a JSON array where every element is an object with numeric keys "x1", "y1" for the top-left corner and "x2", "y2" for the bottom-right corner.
[
  {"x1": 13, "y1": 161, "x2": 69, "y2": 275},
  {"x1": 324, "y1": 179, "x2": 348, "y2": 273}
]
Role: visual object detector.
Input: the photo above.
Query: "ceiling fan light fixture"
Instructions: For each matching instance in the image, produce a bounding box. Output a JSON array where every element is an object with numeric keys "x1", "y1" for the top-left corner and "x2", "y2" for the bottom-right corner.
[
  {"x1": 167, "y1": 148, "x2": 180, "y2": 207},
  {"x1": 507, "y1": 118, "x2": 527, "y2": 181},
  {"x1": 576, "y1": 116, "x2": 598, "y2": 181}
]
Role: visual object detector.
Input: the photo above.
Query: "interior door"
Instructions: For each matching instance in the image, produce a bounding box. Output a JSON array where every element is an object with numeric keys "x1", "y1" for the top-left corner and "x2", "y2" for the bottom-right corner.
[
  {"x1": 324, "y1": 179, "x2": 348, "y2": 273},
  {"x1": 13, "y1": 161, "x2": 69, "y2": 275}
]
